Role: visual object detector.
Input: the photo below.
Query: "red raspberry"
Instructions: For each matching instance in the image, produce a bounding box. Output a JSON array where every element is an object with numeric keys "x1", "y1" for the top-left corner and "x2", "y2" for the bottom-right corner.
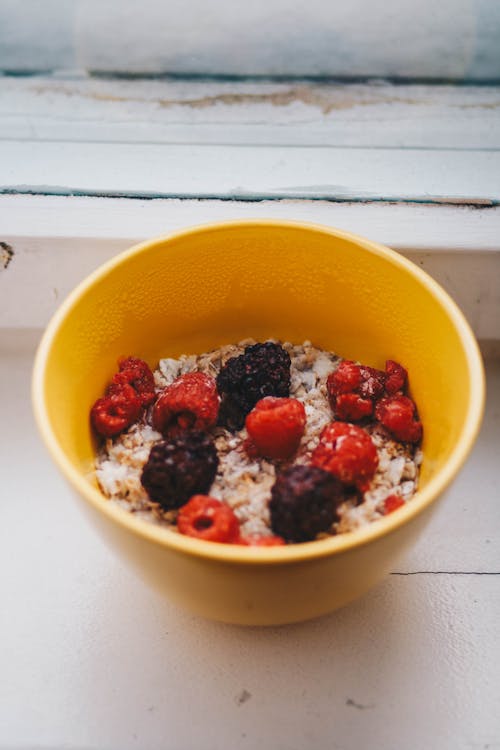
[
  {"x1": 152, "y1": 372, "x2": 220, "y2": 436},
  {"x1": 358, "y1": 365, "x2": 386, "y2": 400},
  {"x1": 245, "y1": 397, "x2": 306, "y2": 460},
  {"x1": 91, "y1": 384, "x2": 142, "y2": 437},
  {"x1": 311, "y1": 422, "x2": 378, "y2": 490},
  {"x1": 334, "y1": 392, "x2": 373, "y2": 421},
  {"x1": 238, "y1": 534, "x2": 286, "y2": 546},
  {"x1": 375, "y1": 395, "x2": 422, "y2": 443},
  {"x1": 383, "y1": 494, "x2": 405, "y2": 514},
  {"x1": 177, "y1": 495, "x2": 240, "y2": 543},
  {"x1": 327, "y1": 360, "x2": 362, "y2": 395},
  {"x1": 327, "y1": 361, "x2": 386, "y2": 421},
  {"x1": 108, "y1": 356, "x2": 156, "y2": 406},
  {"x1": 385, "y1": 360, "x2": 408, "y2": 395}
]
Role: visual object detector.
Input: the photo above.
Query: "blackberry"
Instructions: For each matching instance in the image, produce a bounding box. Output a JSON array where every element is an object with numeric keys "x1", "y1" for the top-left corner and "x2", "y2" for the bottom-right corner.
[
  {"x1": 216, "y1": 342, "x2": 291, "y2": 430},
  {"x1": 269, "y1": 465, "x2": 344, "y2": 543},
  {"x1": 140, "y1": 430, "x2": 218, "y2": 510}
]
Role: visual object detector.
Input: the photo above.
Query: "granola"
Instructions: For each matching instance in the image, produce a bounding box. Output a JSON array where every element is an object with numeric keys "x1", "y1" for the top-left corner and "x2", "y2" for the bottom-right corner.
[{"x1": 95, "y1": 340, "x2": 422, "y2": 539}]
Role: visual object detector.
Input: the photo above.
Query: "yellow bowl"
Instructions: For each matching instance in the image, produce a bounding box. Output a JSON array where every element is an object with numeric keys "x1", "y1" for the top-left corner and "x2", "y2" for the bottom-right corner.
[{"x1": 32, "y1": 220, "x2": 484, "y2": 625}]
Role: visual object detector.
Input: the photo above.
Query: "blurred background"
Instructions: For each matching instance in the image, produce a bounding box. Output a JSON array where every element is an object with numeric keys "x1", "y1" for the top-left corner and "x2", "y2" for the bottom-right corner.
[{"x1": 1, "y1": 0, "x2": 500, "y2": 80}]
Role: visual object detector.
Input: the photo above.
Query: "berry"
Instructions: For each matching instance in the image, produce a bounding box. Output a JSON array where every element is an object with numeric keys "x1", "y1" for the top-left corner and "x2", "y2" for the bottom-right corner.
[
  {"x1": 327, "y1": 360, "x2": 386, "y2": 421},
  {"x1": 108, "y1": 357, "x2": 156, "y2": 406},
  {"x1": 152, "y1": 372, "x2": 219, "y2": 436},
  {"x1": 311, "y1": 422, "x2": 379, "y2": 490},
  {"x1": 375, "y1": 395, "x2": 422, "y2": 443},
  {"x1": 358, "y1": 365, "x2": 387, "y2": 400},
  {"x1": 177, "y1": 495, "x2": 240, "y2": 543},
  {"x1": 239, "y1": 534, "x2": 286, "y2": 546},
  {"x1": 140, "y1": 430, "x2": 218, "y2": 509},
  {"x1": 384, "y1": 360, "x2": 408, "y2": 395},
  {"x1": 334, "y1": 392, "x2": 373, "y2": 421},
  {"x1": 245, "y1": 397, "x2": 306, "y2": 460},
  {"x1": 327, "y1": 360, "x2": 361, "y2": 395},
  {"x1": 91, "y1": 384, "x2": 142, "y2": 437},
  {"x1": 383, "y1": 494, "x2": 405, "y2": 514},
  {"x1": 269, "y1": 465, "x2": 344, "y2": 543},
  {"x1": 216, "y1": 342, "x2": 291, "y2": 430}
]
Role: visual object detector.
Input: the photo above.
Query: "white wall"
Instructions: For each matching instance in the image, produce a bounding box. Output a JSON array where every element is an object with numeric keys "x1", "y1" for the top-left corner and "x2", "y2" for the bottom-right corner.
[{"x1": 1, "y1": 0, "x2": 500, "y2": 79}]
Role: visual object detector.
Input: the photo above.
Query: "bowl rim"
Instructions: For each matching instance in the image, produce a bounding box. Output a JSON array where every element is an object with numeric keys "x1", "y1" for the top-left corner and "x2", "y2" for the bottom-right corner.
[{"x1": 32, "y1": 219, "x2": 485, "y2": 565}]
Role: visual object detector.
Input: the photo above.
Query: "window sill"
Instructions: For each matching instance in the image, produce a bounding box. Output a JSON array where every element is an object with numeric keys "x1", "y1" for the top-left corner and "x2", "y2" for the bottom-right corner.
[{"x1": 1, "y1": 75, "x2": 499, "y2": 336}]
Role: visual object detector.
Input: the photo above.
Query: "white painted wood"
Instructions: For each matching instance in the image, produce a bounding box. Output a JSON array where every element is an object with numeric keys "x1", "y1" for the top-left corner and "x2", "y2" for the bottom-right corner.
[
  {"x1": 1, "y1": 76, "x2": 499, "y2": 150},
  {"x1": 1, "y1": 139, "x2": 499, "y2": 204},
  {"x1": 1, "y1": 332, "x2": 499, "y2": 749},
  {"x1": 1, "y1": 196, "x2": 499, "y2": 336},
  {"x1": 1, "y1": 77, "x2": 498, "y2": 203},
  {"x1": 2, "y1": 194, "x2": 499, "y2": 249}
]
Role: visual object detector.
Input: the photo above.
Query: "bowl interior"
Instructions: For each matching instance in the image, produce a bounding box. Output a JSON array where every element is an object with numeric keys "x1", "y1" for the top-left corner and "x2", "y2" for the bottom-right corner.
[{"x1": 36, "y1": 221, "x2": 483, "y2": 532}]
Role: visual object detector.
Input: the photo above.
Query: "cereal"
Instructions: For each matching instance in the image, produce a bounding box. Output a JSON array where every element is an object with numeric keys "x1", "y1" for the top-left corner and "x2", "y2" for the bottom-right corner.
[{"x1": 95, "y1": 341, "x2": 421, "y2": 540}]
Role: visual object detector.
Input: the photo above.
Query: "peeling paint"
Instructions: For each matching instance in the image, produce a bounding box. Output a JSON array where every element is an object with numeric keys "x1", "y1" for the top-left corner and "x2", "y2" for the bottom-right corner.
[
  {"x1": 0, "y1": 186, "x2": 497, "y2": 208},
  {"x1": 430, "y1": 197, "x2": 495, "y2": 207},
  {"x1": 158, "y1": 87, "x2": 426, "y2": 114},
  {"x1": 30, "y1": 82, "x2": 428, "y2": 115},
  {"x1": 458, "y1": 101, "x2": 500, "y2": 110},
  {"x1": 0, "y1": 241, "x2": 14, "y2": 269}
]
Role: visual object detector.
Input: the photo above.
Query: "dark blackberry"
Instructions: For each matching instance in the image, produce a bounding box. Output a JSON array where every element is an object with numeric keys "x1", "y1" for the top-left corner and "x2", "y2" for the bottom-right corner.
[
  {"x1": 269, "y1": 465, "x2": 344, "y2": 543},
  {"x1": 216, "y1": 342, "x2": 291, "y2": 430},
  {"x1": 140, "y1": 430, "x2": 218, "y2": 510}
]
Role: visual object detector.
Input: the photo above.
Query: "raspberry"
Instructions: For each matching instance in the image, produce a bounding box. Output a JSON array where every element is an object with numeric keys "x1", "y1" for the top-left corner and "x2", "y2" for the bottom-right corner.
[
  {"x1": 358, "y1": 366, "x2": 387, "y2": 400},
  {"x1": 269, "y1": 465, "x2": 344, "y2": 543},
  {"x1": 327, "y1": 360, "x2": 386, "y2": 422},
  {"x1": 384, "y1": 360, "x2": 408, "y2": 395},
  {"x1": 216, "y1": 342, "x2": 291, "y2": 430},
  {"x1": 334, "y1": 392, "x2": 373, "y2": 421},
  {"x1": 152, "y1": 372, "x2": 219, "y2": 436},
  {"x1": 177, "y1": 495, "x2": 240, "y2": 543},
  {"x1": 91, "y1": 384, "x2": 142, "y2": 437},
  {"x1": 375, "y1": 395, "x2": 422, "y2": 443},
  {"x1": 327, "y1": 360, "x2": 361, "y2": 395},
  {"x1": 311, "y1": 422, "x2": 379, "y2": 490},
  {"x1": 140, "y1": 430, "x2": 218, "y2": 509},
  {"x1": 239, "y1": 534, "x2": 286, "y2": 546},
  {"x1": 383, "y1": 494, "x2": 405, "y2": 514},
  {"x1": 109, "y1": 357, "x2": 156, "y2": 406},
  {"x1": 245, "y1": 397, "x2": 306, "y2": 460}
]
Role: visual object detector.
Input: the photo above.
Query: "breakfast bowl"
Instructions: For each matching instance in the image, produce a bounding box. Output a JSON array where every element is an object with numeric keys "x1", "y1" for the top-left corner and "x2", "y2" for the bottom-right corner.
[{"x1": 32, "y1": 220, "x2": 484, "y2": 625}]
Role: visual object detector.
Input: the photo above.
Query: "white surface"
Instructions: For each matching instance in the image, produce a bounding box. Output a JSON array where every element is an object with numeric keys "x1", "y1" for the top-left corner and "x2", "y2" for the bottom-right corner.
[
  {"x1": 2, "y1": 139, "x2": 500, "y2": 204},
  {"x1": 0, "y1": 330, "x2": 499, "y2": 750},
  {"x1": 2, "y1": 0, "x2": 500, "y2": 79},
  {"x1": 1, "y1": 195, "x2": 499, "y2": 338},
  {"x1": 2, "y1": 77, "x2": 500, "y2": 150},
  {"x1": 1, "y1": 77, "x2": 499, "y2": 204},
  {"x1": 1, "y1": 194, "x2": 499, "y2": 248}
]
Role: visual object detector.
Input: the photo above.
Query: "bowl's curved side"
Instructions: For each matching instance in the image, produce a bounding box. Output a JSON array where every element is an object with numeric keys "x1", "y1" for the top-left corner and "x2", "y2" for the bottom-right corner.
[{"x1": 69, "y1": 480, "x2": 446, "y2": 625}]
